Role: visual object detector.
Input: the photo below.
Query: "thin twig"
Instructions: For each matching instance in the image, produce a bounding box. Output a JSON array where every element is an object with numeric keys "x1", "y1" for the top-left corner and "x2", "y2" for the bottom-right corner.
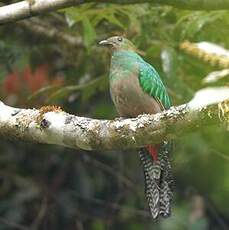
[
  {"x1": 18, "y1": 19, "x2": 83, "y2": 47},
  {"x1": 69, "y1": 191, "x2": 150, "y2": 218},
  {"x1": 30, "y1": 197, "x2": 48, "y2": 230}
]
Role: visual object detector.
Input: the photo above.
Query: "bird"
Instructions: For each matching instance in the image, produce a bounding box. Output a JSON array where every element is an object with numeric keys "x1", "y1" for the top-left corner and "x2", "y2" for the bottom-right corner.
[{"x1": 99, "y1": 36, "x2": 173, "y2": 219}]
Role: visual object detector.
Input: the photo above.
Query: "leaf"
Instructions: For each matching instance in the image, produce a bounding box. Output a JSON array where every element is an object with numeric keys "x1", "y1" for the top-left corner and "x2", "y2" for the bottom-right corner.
[
  {"x1": 27, "y1": 85, "x2": 61, "y2": 101},
  {"x1": 82, "y1": 17, "x2": 97, "y2": 48},
  {"x1": 61, "y1": 4, "x2": 96, "y2": 25},
  {"x1": 103, "y1": 14, "x2": 125, "y2": 29},
  {"x1": 174, "y1": 11, "x2": 228, "y2": 41},
  {"x1": 47, "y1": 76, "x2": 105, "y2": 102},
  {"x1": 202, "y1": 69, "x2": 229, "y2": 84},
  {"x1": 65, "y1": 14, "x2": 76, "y2": 27}
]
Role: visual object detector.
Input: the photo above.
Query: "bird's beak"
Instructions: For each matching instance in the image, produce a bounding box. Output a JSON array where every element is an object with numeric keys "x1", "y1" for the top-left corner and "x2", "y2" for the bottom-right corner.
[{"x1": 98, "y1": 40, "x2": 112, "y2": 46}]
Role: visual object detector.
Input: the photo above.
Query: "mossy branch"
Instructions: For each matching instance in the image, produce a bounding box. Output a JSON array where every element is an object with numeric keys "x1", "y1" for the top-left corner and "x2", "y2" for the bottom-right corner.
[
  {"x1": 0, "y1": 87, "x2": 228, "y2": 151},
  {"x1": 180, "y1": 41, "x2": 229, "y2": 69}
]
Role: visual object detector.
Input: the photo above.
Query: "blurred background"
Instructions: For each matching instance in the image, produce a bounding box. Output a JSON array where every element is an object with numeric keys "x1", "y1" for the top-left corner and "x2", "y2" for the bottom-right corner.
[{"x1": 0, "y1": 1, "x2": 228, "y2": 229}]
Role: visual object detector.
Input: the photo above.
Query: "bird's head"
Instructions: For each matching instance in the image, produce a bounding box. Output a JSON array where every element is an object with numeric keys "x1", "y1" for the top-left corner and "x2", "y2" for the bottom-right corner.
[{"x1": 99, "y1": 36, "x2": 136, "y2": 52}]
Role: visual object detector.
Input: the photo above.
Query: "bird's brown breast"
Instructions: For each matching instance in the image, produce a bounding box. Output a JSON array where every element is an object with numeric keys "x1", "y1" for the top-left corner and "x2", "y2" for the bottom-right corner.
[{"x1": 110, "y1": 72, "x2": 162, "y2": 118}]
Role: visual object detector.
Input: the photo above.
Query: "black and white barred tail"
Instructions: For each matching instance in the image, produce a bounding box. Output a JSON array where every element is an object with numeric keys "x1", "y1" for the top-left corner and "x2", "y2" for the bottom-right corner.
[{"x1": 139, "y1": 141, "x2": 173, "y2": 219}]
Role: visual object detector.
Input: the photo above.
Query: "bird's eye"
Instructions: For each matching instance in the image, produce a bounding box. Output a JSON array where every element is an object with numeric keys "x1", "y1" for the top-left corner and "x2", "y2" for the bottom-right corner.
[{"x1": 117, "y1": 37, "x2": 123, "y2": 42}]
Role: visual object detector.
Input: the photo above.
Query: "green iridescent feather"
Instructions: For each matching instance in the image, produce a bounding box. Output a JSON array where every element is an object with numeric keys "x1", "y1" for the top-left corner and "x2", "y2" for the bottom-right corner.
[{"x1": 138, "y1": 60, "x2": 171, "y2": 109}]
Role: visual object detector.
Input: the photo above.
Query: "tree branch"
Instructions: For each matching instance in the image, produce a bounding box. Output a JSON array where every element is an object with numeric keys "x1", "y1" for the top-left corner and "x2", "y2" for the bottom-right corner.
[
  {"x1": 0, "y1": 88, "x2": 229, "y2": 151},
  {"x1": 0, "y1": 0, "x2": 229, "y2": 25},
  {"x1": 180, "y1": 41, "x2": 229, "y2": 69},
  {"x1": 18, "y1": 18, "x2": 83, "y2": 48}
]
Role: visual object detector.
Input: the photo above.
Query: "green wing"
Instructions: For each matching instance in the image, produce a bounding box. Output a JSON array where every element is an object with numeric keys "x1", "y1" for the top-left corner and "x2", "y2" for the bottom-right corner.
[{"x1": 138, "y1": 61, "x2": 171, "y2": 109}]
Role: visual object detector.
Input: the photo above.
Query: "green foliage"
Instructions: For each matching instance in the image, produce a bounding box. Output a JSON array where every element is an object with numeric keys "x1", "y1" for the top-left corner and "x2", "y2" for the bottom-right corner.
[
  {"x1": 0, "y1": 2, "x2": 228, "y2": 230},
  {"x1": 62, "y1": 4, "x2": 146, "y2": 48}
]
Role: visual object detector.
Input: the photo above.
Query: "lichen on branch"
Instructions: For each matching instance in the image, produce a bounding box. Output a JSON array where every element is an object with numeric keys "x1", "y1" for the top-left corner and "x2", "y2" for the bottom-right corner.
[
  {"x1": 218, "y1": 100, "x2": 229, "y2": 129},
  {"x1": 180, "y1": 41, "x2": 229, "y2": 68},
  {"x1": 0, "y1": 87, "x2": 229, "y2": 151}
]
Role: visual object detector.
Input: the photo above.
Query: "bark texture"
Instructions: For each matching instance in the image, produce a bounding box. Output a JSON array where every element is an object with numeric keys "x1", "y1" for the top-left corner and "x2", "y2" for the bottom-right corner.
[
  {"x1": 0, "y1": 0, "x2": 229, "y2": 25},
  {"x1": 0, "y1": 87, "x2": 228, "y2": 151}
]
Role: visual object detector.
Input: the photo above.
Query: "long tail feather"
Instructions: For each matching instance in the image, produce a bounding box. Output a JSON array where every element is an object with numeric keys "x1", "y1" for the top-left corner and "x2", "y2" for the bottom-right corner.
[
  {"x1": 159, "y1": 142, "x2": 174, "y2": 217},
  {"x1": 139, "y1": 141, "x2": 173, "y2": 219}
]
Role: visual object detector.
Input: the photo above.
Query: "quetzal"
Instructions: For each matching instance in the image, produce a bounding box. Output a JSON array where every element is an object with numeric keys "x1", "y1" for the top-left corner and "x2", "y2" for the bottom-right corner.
[{"x1": 99, "y1": 36, "x2": 173, "y2": 218}]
